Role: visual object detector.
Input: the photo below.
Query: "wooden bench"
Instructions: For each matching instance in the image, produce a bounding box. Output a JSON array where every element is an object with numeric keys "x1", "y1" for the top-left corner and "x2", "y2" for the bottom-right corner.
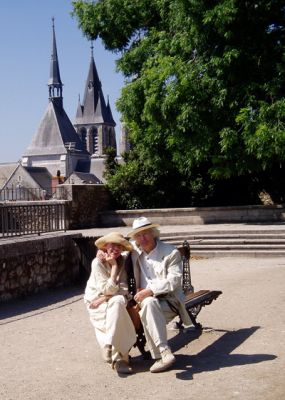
[{"x1": 127, "y1": 240, "x2": 222, "y2": 357}]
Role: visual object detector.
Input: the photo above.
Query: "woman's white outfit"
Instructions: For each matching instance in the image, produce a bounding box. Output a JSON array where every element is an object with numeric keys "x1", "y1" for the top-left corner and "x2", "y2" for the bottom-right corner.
[{"x1": 84, "y1": 256, "x2": 136, "y2": 362}]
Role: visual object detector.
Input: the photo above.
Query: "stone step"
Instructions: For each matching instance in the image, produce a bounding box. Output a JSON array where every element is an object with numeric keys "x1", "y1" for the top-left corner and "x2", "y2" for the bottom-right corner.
[
  {"x1": 165, "y1": 238, "x2": 285, "y2": 245},
  {"x1": 190, "y1": 250, "x2": 285, "y2": 258},
  {"x1": 191, "y1": 244, "x2": 285, "y2": 249},
  {"x1": 161, "y1": 232, "x2": 285, "y2": 241},
  {"x1": 169, "y1": 241, "x2": 285, "y2": 249},
  {"x1": 167, "y1": 239, "x2": 285, "y2": 248},
  {"x1": 160, "y1": 227, "x2": 285, "y2": 235},
  {"x1": 163, "y1": 232, "x2": 285, "y2": 257}
]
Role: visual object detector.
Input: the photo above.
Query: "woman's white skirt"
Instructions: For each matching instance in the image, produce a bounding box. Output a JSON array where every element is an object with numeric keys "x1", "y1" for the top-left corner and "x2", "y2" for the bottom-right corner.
[{"x1": 87, "y1": 295, "x2": 137, "y2": 357}]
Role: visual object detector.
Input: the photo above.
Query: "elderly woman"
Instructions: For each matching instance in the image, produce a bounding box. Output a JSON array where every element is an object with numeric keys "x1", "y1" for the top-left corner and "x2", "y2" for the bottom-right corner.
[{"x1": 84, "y1": 232, "x2": 136, "y2": 374}]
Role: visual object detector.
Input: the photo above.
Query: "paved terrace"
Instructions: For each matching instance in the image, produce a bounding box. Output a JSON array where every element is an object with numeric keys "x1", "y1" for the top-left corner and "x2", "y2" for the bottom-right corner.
[{"x1": 1, "y1": 244, "x2": 285, "y2": 399}]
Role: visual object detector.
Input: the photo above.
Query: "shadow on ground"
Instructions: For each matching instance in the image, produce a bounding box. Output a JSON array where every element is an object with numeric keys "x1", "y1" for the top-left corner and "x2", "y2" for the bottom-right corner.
[
  {"x1": 0, "y1": 284, "x2": 84, "y2": 323},
  {"x1": 131, "y1": 326, "x2": 277, "y2": 378}
]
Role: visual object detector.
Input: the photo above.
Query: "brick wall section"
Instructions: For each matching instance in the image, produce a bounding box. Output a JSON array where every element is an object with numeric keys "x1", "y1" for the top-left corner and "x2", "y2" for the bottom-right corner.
[
  {"x1": 63, "y1": 184, "x2": 112, "y2": 229},
  {"x1": 0, "y1": 233, "x2": 82, "y2": 302}
]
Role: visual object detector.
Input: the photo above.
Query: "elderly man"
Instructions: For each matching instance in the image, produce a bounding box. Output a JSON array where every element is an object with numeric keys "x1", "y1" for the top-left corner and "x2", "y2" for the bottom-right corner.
[{"x1": 127, "y1": 217, "x2": 191, "y2": 373}]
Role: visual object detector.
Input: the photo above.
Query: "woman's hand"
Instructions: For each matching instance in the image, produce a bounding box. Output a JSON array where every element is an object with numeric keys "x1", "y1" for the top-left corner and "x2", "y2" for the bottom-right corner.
[
  {"x1": 96, "y1": 244, "x2": 122, "y2": 283},
  {"x1": 96, "y1": 249, "x2": 117, "y2": 265},
  {"x1": 109, "y1": 259, "x2": 119, "y2": 283},
  {"x1": 96, "y1": 249, "x2": 107, "y2": 262},
  {"x1": 89, "y1": 296, "x2": 107, "y2": 309}
]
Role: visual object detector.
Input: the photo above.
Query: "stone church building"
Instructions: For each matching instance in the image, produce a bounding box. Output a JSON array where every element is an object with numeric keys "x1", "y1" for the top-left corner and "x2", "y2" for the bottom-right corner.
[{"x1": 22, "y1": 19, "x2": 117, "y2": 185}]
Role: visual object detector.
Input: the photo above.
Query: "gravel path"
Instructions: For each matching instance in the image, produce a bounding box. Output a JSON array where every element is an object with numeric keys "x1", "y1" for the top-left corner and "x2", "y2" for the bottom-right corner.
[{"x1": 1, "y1": 256, "x2": 285, "y2": 400}]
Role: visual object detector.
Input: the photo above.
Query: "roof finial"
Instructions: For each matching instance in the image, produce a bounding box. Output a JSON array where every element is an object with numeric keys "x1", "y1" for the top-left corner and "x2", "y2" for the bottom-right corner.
[
  {"x1": 48, "y1": 16, "x2": 63, "y2": 103},
  {"x1": 90, "y1": 41, "x2": 94, "y2": 57}
]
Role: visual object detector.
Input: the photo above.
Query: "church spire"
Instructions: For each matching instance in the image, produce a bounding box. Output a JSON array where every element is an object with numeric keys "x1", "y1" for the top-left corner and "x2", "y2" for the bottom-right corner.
[
  {"x1": 48, "y1": 17, "x2": 63, "y2": 106},
  {"x1": 106, "y1": 95, "x2": 116, "y2": 126}
]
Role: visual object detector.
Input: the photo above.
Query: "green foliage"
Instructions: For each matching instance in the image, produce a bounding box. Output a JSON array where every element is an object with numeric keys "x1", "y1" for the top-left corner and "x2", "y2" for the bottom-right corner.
[
  {"x1": 72, "y1": 0, "x2": 285, "y2": 207},
  {"x1": 103, "y1": 146, "x2": 119, "y2": 177},
  {"x1": 105, "y1": 148, "x2": 216, "y2": 209}
]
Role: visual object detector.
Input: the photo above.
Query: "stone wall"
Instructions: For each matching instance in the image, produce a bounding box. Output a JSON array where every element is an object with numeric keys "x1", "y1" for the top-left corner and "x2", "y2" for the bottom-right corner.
[
  {"x1": 60, "y1": 184, "x2": 112, "y2": 229},
  {"x1": 98, "y1": 204, "x2": 285, "y2": 227},
  {"x1": 0, "y1": 233, "x2": 82, "y2": 302}
]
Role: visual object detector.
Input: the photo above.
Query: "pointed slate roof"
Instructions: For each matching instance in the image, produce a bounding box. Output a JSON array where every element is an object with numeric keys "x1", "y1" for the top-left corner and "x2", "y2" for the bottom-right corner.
[
  {"x1": 23, "y1": 101, "x2": 87, "y2": 156},
  {"x1": 0, "y1": 163, "x2": 44, "y2": 190},
  {"x1": 65, "y1": 171, "x2": 102, "y2": 184},
  {"x1": 106, "y1": 96, "x2": 116, "y2": 126},
  {"x1": 48, "y1": 18, "x2": 62, "y2": 93},
  {"x1": 74, "y1": 45, "x2": 116, "y2": 126},
  {"x1": 75, "y1": 95, "x2": 83, "y2": 120},
  {"x1": 0, "y1": 163, "x2": 19, "y2": 189}
]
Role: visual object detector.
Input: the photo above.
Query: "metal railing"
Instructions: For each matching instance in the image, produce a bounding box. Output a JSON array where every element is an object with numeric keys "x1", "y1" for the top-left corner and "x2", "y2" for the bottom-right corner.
[
  {"x1": 0, "y1": 186, "x2": 71, "y2": 201},
  {"x1": 0, "y1": 187, "x2": 50, "y2": 201},
  {"x1": 0, "y1": 202, "x2": 67, "y2": 238}
]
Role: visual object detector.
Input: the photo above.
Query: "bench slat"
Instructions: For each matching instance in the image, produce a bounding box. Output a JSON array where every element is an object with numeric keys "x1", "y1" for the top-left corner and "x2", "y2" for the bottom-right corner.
[
  {"x1": 184, "y1": 289, "x2": 210, "y2": 301},
  {"x1": 181, "y1": 290, "x2": 222, "y2": 329},
  {"x1": 185, "y1": 290, "x2": 222, "y2": 308}
]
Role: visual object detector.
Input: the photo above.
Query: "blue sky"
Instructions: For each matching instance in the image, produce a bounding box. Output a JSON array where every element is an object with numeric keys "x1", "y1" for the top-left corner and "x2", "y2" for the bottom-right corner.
[{"x1": 0, "y1": 0, "x2": 124, "y2": 163}]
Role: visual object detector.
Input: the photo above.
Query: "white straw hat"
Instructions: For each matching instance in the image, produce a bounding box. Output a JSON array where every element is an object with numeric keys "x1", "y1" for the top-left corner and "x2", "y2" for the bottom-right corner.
[
  {"x1": 95, "y1": 232, "x2": 133, "y2": 252},
  {"x1": 127, "y1": 217, "x2": 160, "y2": 238}
]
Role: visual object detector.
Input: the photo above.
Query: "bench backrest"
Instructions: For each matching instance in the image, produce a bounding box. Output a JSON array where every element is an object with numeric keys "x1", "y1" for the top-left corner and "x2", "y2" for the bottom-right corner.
[{"x1": 177, "y1": 240, "x2": 194, "y2": 294}]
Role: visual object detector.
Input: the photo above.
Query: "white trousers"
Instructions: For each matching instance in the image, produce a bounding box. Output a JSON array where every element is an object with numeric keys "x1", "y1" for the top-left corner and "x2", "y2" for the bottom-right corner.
[
  {"x1": 139, "y1": 296, "x2": 177, "y2": 359},
  {"x1": 87, "y1": 295, "x2": 137, "y2": 361}
]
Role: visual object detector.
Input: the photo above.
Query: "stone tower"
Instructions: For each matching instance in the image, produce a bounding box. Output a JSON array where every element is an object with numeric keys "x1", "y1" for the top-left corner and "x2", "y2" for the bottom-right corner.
[{"x1": 74, "y1": 44, "x2": 117, "y2": 157}]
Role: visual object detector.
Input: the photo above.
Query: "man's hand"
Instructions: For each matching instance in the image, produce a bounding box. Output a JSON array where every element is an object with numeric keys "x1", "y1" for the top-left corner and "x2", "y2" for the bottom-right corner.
[{"x1": 134, "y1": 288, "x2": 153, "y2": 304}]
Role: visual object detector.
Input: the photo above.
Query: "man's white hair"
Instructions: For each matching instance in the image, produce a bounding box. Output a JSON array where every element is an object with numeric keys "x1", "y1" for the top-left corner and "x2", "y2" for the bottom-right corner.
[{"x1": 150, "y1": 227, "x2": 160, "y2": 238}]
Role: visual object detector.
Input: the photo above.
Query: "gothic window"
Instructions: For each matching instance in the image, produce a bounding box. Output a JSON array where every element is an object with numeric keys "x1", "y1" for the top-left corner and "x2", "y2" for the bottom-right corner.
[
  {"x1": 91, "y1": 127, "x2": 98, "y2": 154},
  {"x1": 106, "y1": 128, "x2": 114, "y2": 148},
  {"x1": 79, "y1": 128, "x2": 87, "y2": 151}
]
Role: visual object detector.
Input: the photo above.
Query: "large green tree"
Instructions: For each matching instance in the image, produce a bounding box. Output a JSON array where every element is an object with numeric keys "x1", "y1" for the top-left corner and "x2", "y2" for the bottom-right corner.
[{"x1": 72, "y1": 0, "x2": 285, "y2": 208}]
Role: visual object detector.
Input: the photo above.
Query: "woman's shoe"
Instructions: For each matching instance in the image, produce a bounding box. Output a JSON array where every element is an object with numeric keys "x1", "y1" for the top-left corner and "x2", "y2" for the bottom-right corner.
[
  {"x1": 113, "y1": 360, "x2": 133, "y2": 374},
  {"x1": 102, "y1": 345, "x2": 112, "y2": 363}
]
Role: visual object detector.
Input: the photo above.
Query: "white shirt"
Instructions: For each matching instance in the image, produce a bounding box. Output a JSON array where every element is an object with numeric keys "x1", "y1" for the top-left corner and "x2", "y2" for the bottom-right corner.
[{"x1": 138, "y1": 243, "x2": 159, "y2": 289}]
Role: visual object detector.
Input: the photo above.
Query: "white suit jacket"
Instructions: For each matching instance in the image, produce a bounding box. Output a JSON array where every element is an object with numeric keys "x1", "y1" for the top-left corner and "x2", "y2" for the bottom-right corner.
[{"x1": 131, "y1": 239, "x2": 191, "y2": 326}]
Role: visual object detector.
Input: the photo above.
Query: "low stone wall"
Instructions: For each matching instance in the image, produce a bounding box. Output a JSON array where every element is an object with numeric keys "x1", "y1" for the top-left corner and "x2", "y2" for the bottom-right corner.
[
  {"x1": 98, "y1": 204, "x2": 285, "y2": 227},
  {"x1": 0, "y1": 233, "x2": 82, "y2": 302}
]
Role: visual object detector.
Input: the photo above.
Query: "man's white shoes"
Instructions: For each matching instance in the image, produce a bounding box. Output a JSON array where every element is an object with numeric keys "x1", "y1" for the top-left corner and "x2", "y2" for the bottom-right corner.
[{"x1": 150, "y1": 348, "x2": 175, "y2": 373}]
